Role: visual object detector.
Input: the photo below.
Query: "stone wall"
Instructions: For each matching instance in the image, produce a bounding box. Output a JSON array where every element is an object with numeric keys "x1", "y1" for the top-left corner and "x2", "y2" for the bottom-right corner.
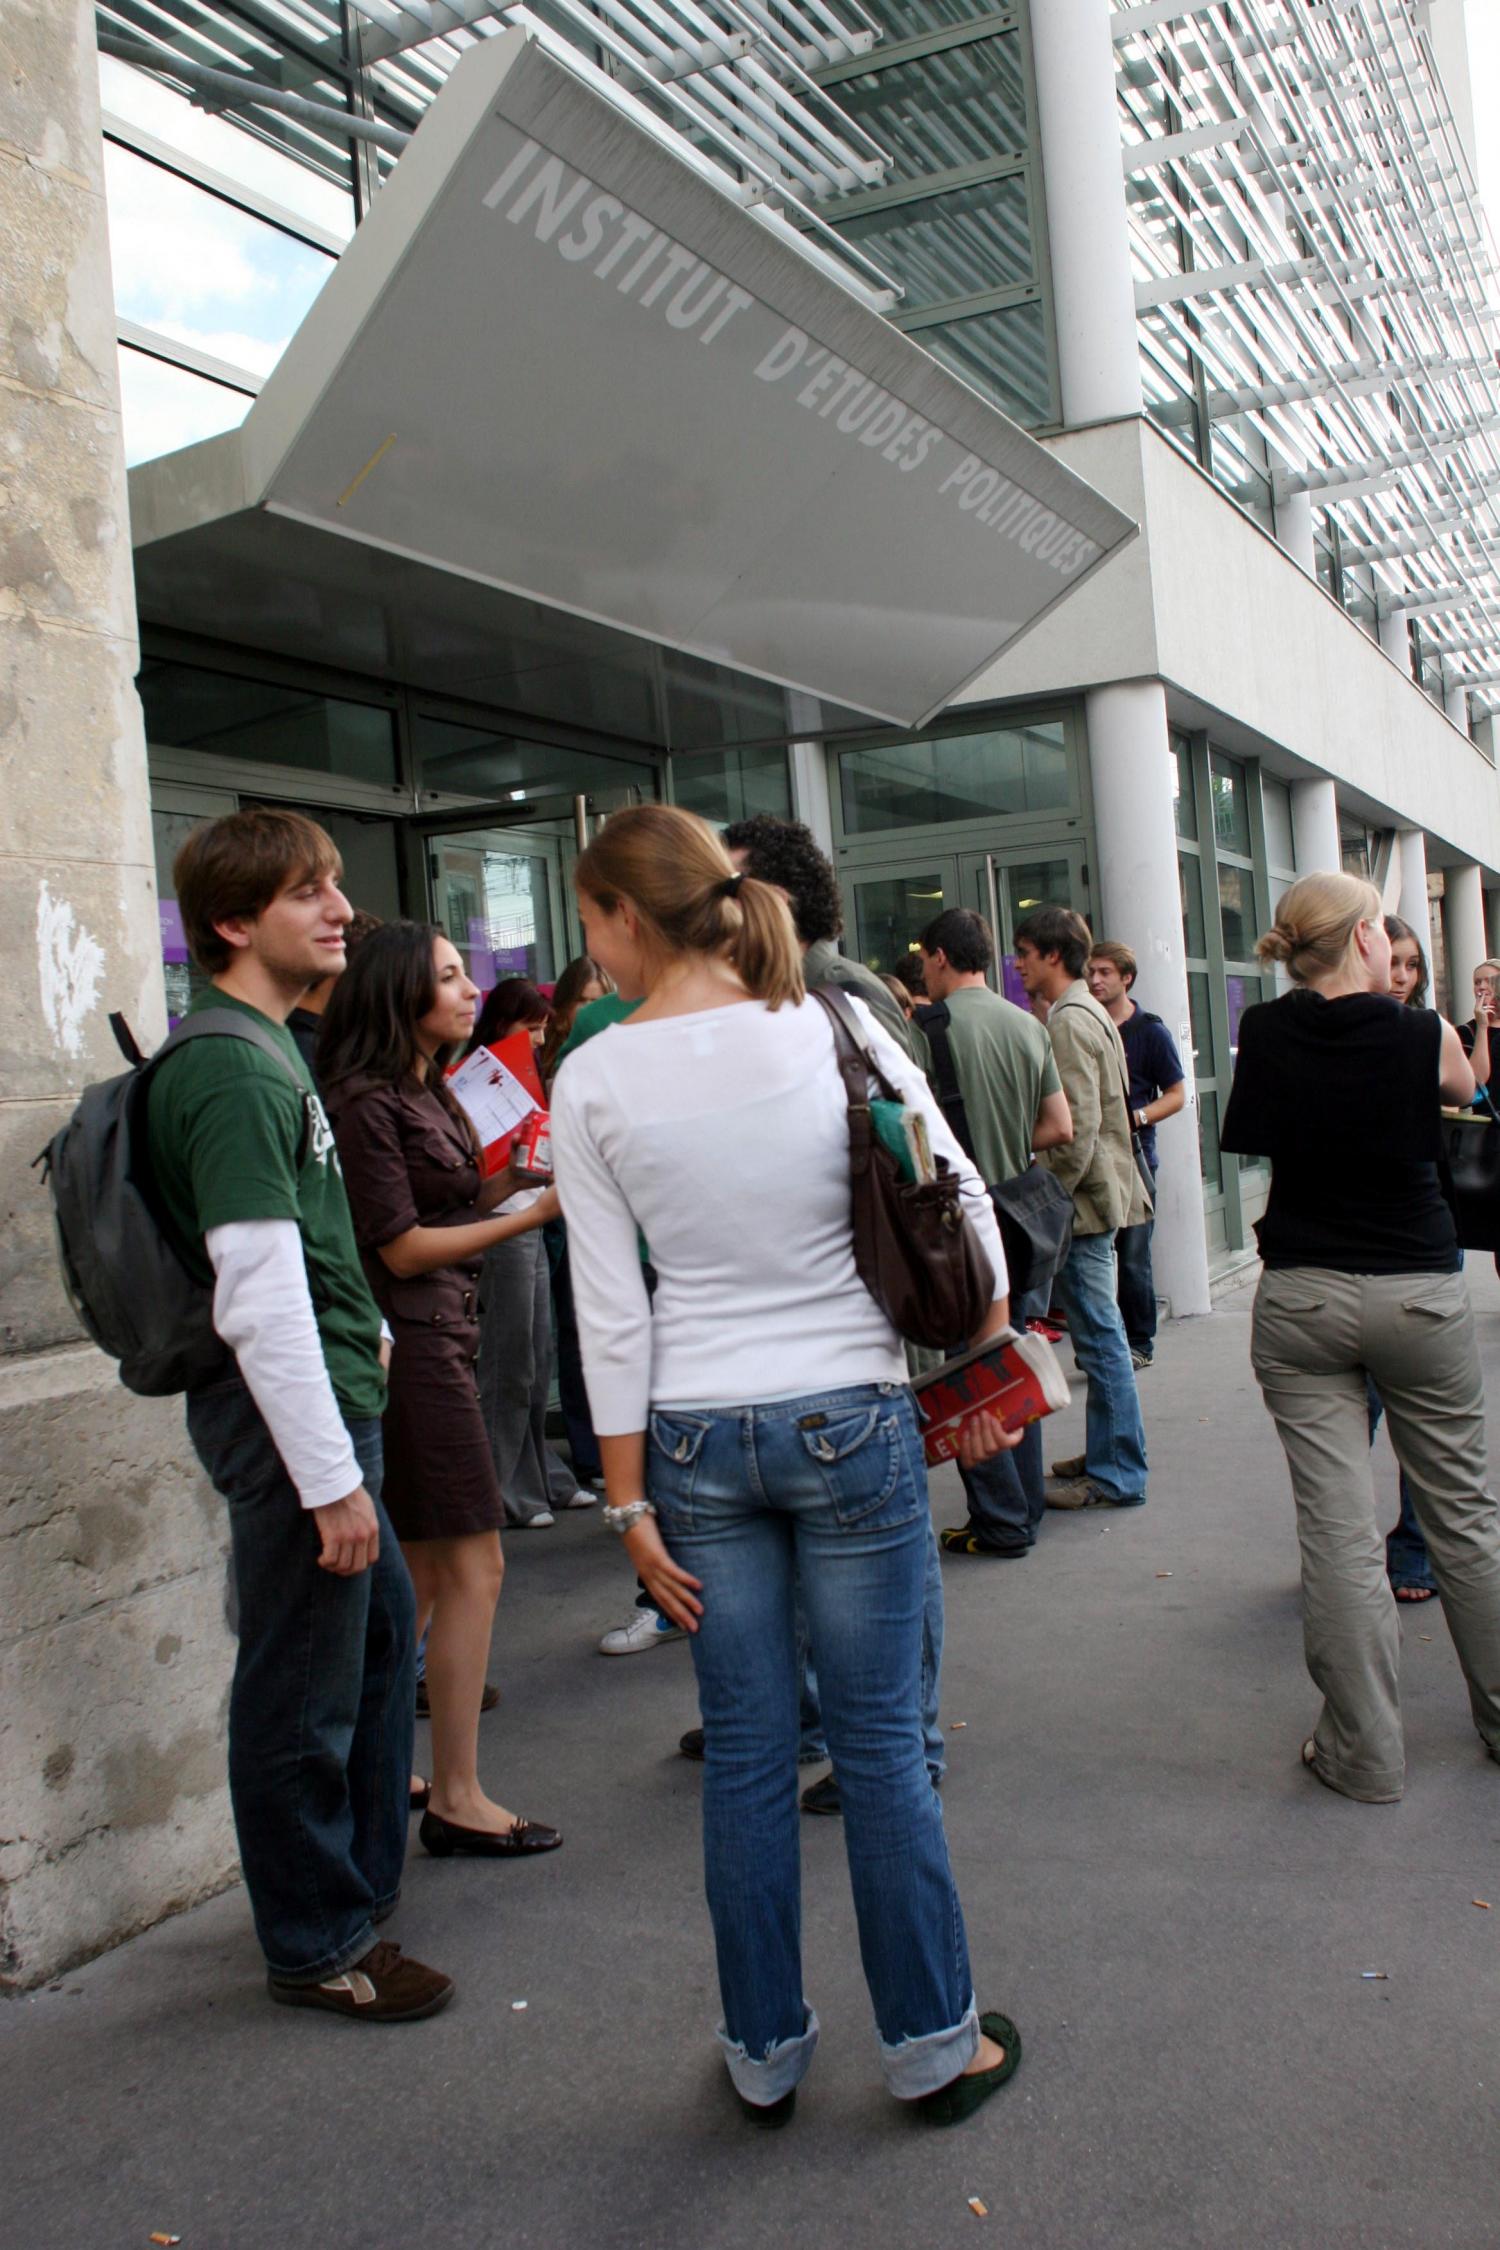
[{"x1": 0, "y1": 0, "x2": 238, "y2": 1986}]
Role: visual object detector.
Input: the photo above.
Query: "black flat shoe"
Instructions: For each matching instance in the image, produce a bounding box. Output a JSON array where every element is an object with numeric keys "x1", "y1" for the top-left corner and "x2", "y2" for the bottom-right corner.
[
  {"x1": 409, "y1": 1780, "x2": 431, "y2": 1814},
  {"x1": 736, "y1": 2087, "x2": 796, "y2": 2129},
  {"x1": 679, "y1": 1727, "x2": 706, "y2": 1761},
  {"x1": 419, "y1": 1808, "x2": 562, "y2": 1858},
  {"x1": 916, "y1": 2011, "x2": 1022, "y2": 2126}
]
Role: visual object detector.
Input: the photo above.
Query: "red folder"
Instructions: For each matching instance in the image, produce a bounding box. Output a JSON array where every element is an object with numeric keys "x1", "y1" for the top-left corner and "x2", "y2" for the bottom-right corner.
[
  {"x1": 913, "y1": 1329, "x2": 1071, "y2": 1468},
  {"x1": 448, "y1": 1030, "x2": 547, "y2": 1176}
]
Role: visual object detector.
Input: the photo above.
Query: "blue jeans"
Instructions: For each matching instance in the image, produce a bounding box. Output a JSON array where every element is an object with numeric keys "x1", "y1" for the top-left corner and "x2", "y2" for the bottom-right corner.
[
  {"x1": 799, "y1": 1519, "x2": 946, "y2": 1777},
  {"x1": 1055, "y1": 1232, "x2": 1148, "y2": 1505},
  {"x1": 1364, "y1": 1377, "x2": 1437, "y2": 1594},
  {"x1": 1115, "y1": 1208, "x2": 1157, "y2": 1356},
  {"x1": 647, "y1": 1382, "x2": 979, "y2": 2104},
  {"x1": 185, "y1": 1376, "x2": 416, "y2": 1983},
  {"x1": 957, "y1": 1280, "x2": 1047, "y2": 1549}
]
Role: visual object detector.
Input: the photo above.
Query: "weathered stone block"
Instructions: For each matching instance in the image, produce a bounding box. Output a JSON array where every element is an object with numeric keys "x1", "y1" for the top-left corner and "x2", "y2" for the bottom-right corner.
[
  {"x1": 0, "y1": 1097, "x2": 79, "y2": 1356},
  {"x1": 0, "y1": 852, "x2": 163, "y2": 1102},
  {"x1": 0, "y1": 1345, "x2": 238, "y2": 1987},
  {"x1": 0, "y1": 617, "x2": 152, "y2": 867},
  {"x1": 0, "y1": 387, "x2": 137, "y2": 634}
]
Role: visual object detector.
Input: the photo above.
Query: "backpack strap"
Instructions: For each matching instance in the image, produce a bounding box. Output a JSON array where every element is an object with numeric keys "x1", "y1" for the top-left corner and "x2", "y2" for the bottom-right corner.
[
  {"x1": 919, "y1": 1003, "x2": 976, "y2": 1163},
  {"x1": 149, "y1": 1011, "x2": 315, "y2": 1167}
]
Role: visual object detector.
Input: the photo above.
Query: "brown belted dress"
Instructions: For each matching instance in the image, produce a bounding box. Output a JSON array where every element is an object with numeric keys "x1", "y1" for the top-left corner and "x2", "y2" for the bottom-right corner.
[{"x1": 325, "y1": 1074, "x2": 506, "y2": 1541}]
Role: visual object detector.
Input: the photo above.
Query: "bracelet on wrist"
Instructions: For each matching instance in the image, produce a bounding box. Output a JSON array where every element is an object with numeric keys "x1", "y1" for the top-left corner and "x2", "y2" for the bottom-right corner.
[{"x1": 602, "y1": 1499, "x2": 657, "y2": 1537}]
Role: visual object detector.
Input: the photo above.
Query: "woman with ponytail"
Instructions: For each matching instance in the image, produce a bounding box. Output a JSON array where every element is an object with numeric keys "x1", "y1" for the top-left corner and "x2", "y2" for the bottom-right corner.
[
  {"x1": 1221, "y1": 872, "x2": 1500, "y2": 1802},
  {"x1": 550, "y1": 803, "x2": 1023, "y2": 2129}
]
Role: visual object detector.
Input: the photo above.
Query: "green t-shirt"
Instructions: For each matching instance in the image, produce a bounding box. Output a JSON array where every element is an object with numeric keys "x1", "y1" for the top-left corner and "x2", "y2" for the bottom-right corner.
[
  {"x1": 147, "y1": 991, "x2": 386, "y2": 1419},
  {"x1": 553, "y1": 991, "x2": 640, "y2": 1071},
  {"x1": 941, "y1": 984, "x2": 1062, "y2": 1186}
]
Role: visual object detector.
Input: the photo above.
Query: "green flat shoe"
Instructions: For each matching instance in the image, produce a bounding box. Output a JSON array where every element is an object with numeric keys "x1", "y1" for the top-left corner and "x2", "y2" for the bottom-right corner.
[{"x1": 916, "y1": 2012, "x2": 1022, "y2": 2127}]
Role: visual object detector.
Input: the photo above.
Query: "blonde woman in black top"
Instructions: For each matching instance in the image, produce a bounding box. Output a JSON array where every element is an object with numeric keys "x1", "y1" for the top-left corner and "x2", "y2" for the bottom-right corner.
[{"x1": 1221, "y1": 872, "x2": 1500, "y2": 1802}]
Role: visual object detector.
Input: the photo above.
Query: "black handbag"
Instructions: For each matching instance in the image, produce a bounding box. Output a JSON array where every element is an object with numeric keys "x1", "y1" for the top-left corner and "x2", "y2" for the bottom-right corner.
[
  {"x1": 923, "y1": 1003, "x2": 1074, "y2": 1300},
  {"x1": 812, "y1": 988, "x2": 995, "y2": 1352},
  {"x1": 1439, "y1": 1112, "x2": 1500, "y2": 1251}
]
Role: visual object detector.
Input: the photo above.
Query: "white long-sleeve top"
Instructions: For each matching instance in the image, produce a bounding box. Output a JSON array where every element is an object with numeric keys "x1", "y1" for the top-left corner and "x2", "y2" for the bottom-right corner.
[
  {"x1": 549, "y1": 993, "x2": 1007, "y2": 1434},
  {"x1": 205, "y1": 1218, "x2": 363, "y2": 1508}
]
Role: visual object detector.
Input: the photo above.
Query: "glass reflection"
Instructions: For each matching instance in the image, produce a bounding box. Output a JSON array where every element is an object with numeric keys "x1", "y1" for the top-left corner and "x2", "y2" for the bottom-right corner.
[
  {"x1": 912, "y1": 299, "x2": 1053, "y2": 426},
  {"x1": 840, "y1": 720, "x2": 1070, "y2": 832},
  {"x1": 836, "y1": 174, "x2": 1032, "y2": 311},
  {"x1": 117, "y1": 346, "x2": 250, "y2": 466}
]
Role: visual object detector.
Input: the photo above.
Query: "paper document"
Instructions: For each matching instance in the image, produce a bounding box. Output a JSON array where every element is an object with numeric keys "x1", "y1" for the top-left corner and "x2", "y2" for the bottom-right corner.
[{"x1": 448, "y1": 1043, "x2": 540, "y2": 1149}]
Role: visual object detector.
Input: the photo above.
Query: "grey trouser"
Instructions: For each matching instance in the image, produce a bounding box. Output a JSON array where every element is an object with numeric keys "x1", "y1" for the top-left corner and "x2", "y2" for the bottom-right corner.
[
  {"x1": 1250, "y1": 1265, "x2": 1500, "y2": 1800},
  {"x1": 476, "y1": 1228, "x2": 578, "y2": 1526}
]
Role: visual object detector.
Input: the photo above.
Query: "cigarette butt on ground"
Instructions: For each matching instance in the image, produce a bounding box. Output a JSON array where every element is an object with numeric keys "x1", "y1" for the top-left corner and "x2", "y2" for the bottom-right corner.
[
  {"x1": 1474, "y1": 1900, "x2": 1491, "y2": 1910},
  {"x1": 149, "y1": 2234, "x2": 181, "y2": 2245},
  {"x1": 967, "y1": 2198, "x2": 989, "y2": 2218},
  {"x1": 949, "y1": 1721, "x2": 968, "y2": 1730},
  {"x1": 512, "y1": 2000, "x2": 529, "y2": 2010},
  {"x1": 1156, "y1": 1571, "x2": 1172, "y2": 1578}
]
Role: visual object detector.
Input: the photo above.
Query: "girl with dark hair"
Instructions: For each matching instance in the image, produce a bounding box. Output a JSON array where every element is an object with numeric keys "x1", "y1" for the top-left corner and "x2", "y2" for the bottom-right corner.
[
  {"x1": 1383, "y1": 914, "x2": 1428, "y2": 1009},
  {"x1": 552, "y1": 802, "x2": 1022, "y2": 2128},
  {"x1": 540, "y1": 955, "x2": 614, "y2": 1085},
  {"x1": 463, "y1": 974, "x2": 594, "y2": 1527},
  {"x1": 319, "y1": 923, "x2": 563, "y2": 1859}
]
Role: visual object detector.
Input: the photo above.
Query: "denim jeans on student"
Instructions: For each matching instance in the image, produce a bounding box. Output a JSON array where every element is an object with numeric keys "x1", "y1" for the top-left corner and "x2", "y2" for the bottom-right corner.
[
  {"x1": 185, "y1": 1375, "x2": 416, "y2": 1984},
  {"x1": 1115, "y1": 1205, "x2": 1158, "y2": 1357},
  {"x1": 800, "y1": 1518, "x2": 946, "y2": 1778},
  {"x1": 1055, "y1": 1231, "x2": 1149, "y2": 1505},
  {"x1": 647, "y1": 1381, "x2": 979, "y2": 2106},
  {"x1": 1364, "y1": 1377, "x2": 1437, "y2": 1595},
  {"x1": 958, "y1": 1280, "x2": 1047, "y2": 1550}
]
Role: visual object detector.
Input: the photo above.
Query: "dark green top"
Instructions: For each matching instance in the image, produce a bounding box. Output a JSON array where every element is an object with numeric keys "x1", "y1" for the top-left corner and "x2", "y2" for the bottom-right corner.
[
  {"x1": 552, "y1": 991, "x2": 641, "y2": 1072},
  {"x1": 147, "y1": 990, "x2": 386, "y2": 1419},
  {"x1": 801, "y1": 940, "x2": 930, "y2": 1074}
]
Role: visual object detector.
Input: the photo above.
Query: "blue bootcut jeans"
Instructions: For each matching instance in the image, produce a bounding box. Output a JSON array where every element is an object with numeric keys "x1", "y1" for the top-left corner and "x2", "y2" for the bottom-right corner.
[
  {"x1": 1055, "y1": 1231, "x2": 1149, "y2": 1506},
  {"x1": 185, "y1": 1375, "x2": 417, "y2": 1984},
  {"x1": 647, "y1": 1381, "x2": 980, "y2": 2106},
  {"x1": 957, "y1": 1280, "x2": 1047, "y2": 1551}
]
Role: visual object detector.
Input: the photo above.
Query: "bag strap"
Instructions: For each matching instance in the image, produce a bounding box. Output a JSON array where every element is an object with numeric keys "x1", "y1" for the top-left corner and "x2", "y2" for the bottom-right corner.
[
  {"x1": 147, "y1": 1010, "x2": 315, "y2": 1167},
  {"x1": 919, "y1": 1003, "x2": 976, "y2": 1163},
  {"x1": 810, "y1": 984, "x2": 904, "y2": 1106}
]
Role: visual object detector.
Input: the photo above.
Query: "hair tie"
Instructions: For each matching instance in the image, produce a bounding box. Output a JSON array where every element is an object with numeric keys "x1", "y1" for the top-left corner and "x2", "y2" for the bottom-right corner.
[{"x1": 718, "y1": 871, "x2": 745, "y2": 899}]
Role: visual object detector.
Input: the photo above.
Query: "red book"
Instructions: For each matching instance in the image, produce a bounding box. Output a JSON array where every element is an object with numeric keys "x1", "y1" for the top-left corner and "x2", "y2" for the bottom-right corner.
[
  {"x1": 913, "y1": 1329, "x2": 1071, "y2": 1468},
  {"x1": 446, "y1": 1030, "x2": 547, "y2": 1176}
]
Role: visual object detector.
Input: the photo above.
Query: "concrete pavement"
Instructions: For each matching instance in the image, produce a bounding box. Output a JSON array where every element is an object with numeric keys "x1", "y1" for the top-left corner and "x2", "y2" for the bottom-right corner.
[{"x1": 5, "y1": 1275, "x2": 1500, "y2": 2249}]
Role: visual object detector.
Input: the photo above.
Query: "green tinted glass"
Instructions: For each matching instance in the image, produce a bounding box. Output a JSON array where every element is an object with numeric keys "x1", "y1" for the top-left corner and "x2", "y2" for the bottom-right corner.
[
  {"x1": 840, "y1": 720, "x2": 1069, "y2": 832},
  {"x1": 835, "y1": 173, "x2": 1032, "y2": 309},
  {"x1": 833, "y1": 37, "x2": 1027, "y2": 183},
  {"x1": 911, "y1": 298, "x2": 1052, "y2": 425}
]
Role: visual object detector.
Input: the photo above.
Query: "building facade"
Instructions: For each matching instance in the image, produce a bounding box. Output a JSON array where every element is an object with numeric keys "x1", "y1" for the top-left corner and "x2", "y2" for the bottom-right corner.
[{"x1": 4, "y1": 0, "x2": 1499, "y2": 1976}]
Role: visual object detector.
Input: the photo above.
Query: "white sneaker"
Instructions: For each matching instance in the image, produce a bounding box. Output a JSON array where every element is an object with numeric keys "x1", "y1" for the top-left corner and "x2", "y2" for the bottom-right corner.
[
  {"x1": 523, "y1": 1510, "x2": 555, "y2": 1528},
  {"x1": 563, "y1": 1489, "x2": 597, "y2": 1509},
  {"x1": 598, "y1": 1608, "x2": 685, "y2": 1656}
]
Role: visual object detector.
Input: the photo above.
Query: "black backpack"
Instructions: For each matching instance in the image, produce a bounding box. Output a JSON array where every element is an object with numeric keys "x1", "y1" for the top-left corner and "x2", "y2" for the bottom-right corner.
[{"x1": 34, "y1": 1010, "x2": 313, "y2": 1398}]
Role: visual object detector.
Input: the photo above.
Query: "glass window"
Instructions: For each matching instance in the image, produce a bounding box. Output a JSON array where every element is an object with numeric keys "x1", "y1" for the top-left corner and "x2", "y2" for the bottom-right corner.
[
  {"x1": 851, "y1": 869, "x2": 948, "y2": 974},
  {"x1": 99, "y1": 58, "x2": 356, "y2": 241},
  {"x1": 671, "y1": 746, "x2": 791, "y2": 826},
  {"x1": 911, "y1": 299, "x2": 1053, "y2": 426},
  {"x1": 1179, "y1": 852, "x2": 1206, "y2": 958},
  {"x1": 117, "y1": 345, "x2": 250, "y2": 467},
  {"x1": 1218, "y1": 864, "x2": 1257, "y2": 961},
  {"x1": 1209, "y1": 754, "x2": 1250, "y2": 853},
  {"x1": 832, "y1": 37, "x2": 1027, "y2": 184},
  {"x1": 1198, "y1": 1088, "x2": 1223, "y2": 1194},
  {"x1": 1224, "y1": 971, "x2": 1258, "y2": 1053},
  {"x1": 1186, "y1": 970, "x2": 1213, "y2": 1072},
  {"x1": 1171, "y1": 735, "x2": 1197, "y2": 839},
  {"x1": 103, "y1": 143, "x2": 335, "y2": 382},
  {"x1": 839, "y1": 719, "x2": 1069, "y2": 832},
  {"x1": 140, "y1": 659, "x2": 398, "y2": 787},
  {"x1": 413, "y1": 716, "x2": 656, "y2": 806},
  {"x1": 1262, "y1": 776, "x2": 1295, "y2": 872},
  {"x1": 835, "y1": 174, "x2": 1032, "y2": 310}
]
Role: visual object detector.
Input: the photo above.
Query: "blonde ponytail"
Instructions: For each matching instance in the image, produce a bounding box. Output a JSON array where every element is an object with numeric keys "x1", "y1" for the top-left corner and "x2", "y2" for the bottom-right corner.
[{"x1": 576, "y1": 803, "x2": 804, "y2": 1008}]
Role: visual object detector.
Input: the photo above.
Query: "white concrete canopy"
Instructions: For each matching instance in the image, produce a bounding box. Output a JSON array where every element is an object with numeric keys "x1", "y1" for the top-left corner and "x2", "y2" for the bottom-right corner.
[{"x1": 125, "y1": 28, "x2": 1134, "y2": 733}]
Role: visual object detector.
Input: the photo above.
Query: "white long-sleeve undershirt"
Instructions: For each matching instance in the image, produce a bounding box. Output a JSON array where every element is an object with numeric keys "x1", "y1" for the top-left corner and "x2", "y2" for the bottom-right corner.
[{"x1": 204, "y1": 1218, "x2": 363, "y2": 1509}]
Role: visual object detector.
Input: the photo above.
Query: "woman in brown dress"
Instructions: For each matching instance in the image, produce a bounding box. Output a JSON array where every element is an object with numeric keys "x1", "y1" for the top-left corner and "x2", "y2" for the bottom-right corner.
[{"x1": 320, "y1": 922, "x2": 562, "y2": 1859}]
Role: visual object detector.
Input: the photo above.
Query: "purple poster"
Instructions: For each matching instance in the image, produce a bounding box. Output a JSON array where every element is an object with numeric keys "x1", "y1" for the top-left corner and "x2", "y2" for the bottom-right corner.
[{"x1": 159, "y1": 898, "x2": 189, "y2": 966}]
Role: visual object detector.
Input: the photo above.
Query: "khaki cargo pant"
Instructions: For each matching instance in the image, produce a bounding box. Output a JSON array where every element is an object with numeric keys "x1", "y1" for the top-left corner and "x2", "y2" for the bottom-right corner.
[{"x1": 1250, "y1": 1265, "x2": 1500, "y2": 1801}]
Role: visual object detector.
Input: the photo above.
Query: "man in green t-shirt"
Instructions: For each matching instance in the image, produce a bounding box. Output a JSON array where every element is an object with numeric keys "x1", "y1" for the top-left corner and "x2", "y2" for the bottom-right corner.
[
  {"x1": 918, "y1": 907, "x2": 1073, "y2": 1560},
  {"x1": 148, "y1": 807, "x2": 451, "y2": 2024}
]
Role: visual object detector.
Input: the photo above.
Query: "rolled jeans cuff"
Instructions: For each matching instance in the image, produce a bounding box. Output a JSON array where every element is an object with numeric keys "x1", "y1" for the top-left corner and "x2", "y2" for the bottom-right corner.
[
  {"x1": 881, "y1": 1992, "x2": 981, "y2": 2100},
  {"x1": 717, "y1": 2006, "x2": 820, "y2": 2104},
  {"x1": 266, "y1": 1918, "x2": 378, "y2": 1989}
]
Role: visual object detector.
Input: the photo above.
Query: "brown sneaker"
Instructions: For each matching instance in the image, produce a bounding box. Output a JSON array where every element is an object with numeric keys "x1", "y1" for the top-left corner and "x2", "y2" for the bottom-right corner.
[
  {"x1": 1048, "y1": 1453, "x2": 1086, "y2": 1481},
  {"x1": 1045, "y1": 1475, "x2": 1109, "y2": 1511},
  {"x1": 269, "y1": 1940, "x2": 454, "y2": 2022}
]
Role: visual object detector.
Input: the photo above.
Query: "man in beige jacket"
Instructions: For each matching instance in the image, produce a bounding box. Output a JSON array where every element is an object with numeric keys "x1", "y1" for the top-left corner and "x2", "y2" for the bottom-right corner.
[{"x1": 1013, "y1": 907, "x2": 1150, "y2": 1510}]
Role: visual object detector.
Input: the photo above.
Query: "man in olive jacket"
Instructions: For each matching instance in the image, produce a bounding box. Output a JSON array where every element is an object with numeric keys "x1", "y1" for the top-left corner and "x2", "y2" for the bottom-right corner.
[{"x1": 1014, "y1": 906, "x2": 1149, "y2": 1510}]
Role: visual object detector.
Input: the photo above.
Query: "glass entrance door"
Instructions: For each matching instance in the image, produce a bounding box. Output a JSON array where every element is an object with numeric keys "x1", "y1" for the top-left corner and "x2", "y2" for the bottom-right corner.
[
  {"x1": 846, "y1": 843, "x2": 1090, "y2": 997},
  {"x1": 422, "y1": 827, "x2": 572, "y2": 990}
]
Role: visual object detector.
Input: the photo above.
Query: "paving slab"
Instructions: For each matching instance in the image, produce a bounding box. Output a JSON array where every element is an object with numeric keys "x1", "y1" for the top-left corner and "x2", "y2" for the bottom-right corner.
[{"x1": 5, "y1": 1276, "x2": 1500, "y2": 2250}]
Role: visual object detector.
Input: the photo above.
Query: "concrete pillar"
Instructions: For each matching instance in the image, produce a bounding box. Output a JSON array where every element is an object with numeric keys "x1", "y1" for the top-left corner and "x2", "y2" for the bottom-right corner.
[
  {"x1": 1487, "y1": 887, "x2": 1500, "y2": 963},
  {"x1": 1029, "y1": 0, "x2": 1142, "y2": 427},
  {"x1": 1379, "y1": 606, "x2": 1413, "y2": 673},
  {"x1": 0, "y1": 0, "x2": 235, "y2": 1984},
  {"x1": 1395, "y1": 829, "x2": 1433, "y2": 955},
  {"x1": 1273, "y1": 487, "x2": 1316, "y2": 576},
  {"x1": 789, "y1": 740, "x2": 834, "y2": 861},
  {"x1": 1445, "y1": 680, "x2": 1470, "y2": 733},
  {"x1": 1289, "y1": 776, "x2": 1340, "y2": 874},
  {"x1": 1444, "y1": 862, "x2": 1489, "y2": 1006},
  {"x1": 1085, "y1": 681, "x2": 1213, "y2": 1319}
]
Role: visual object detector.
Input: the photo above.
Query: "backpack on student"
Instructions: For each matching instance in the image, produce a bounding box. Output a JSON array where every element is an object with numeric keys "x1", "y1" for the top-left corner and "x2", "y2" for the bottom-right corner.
[{"x1": 34, "y1": 1010, "x2": 313, "y2": 1398}]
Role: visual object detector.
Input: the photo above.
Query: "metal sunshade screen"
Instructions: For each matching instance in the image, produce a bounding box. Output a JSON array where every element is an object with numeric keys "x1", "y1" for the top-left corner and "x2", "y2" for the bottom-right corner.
[{"x1": 1117, "y1": 0, "x2": 1500, "y2": 715}]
